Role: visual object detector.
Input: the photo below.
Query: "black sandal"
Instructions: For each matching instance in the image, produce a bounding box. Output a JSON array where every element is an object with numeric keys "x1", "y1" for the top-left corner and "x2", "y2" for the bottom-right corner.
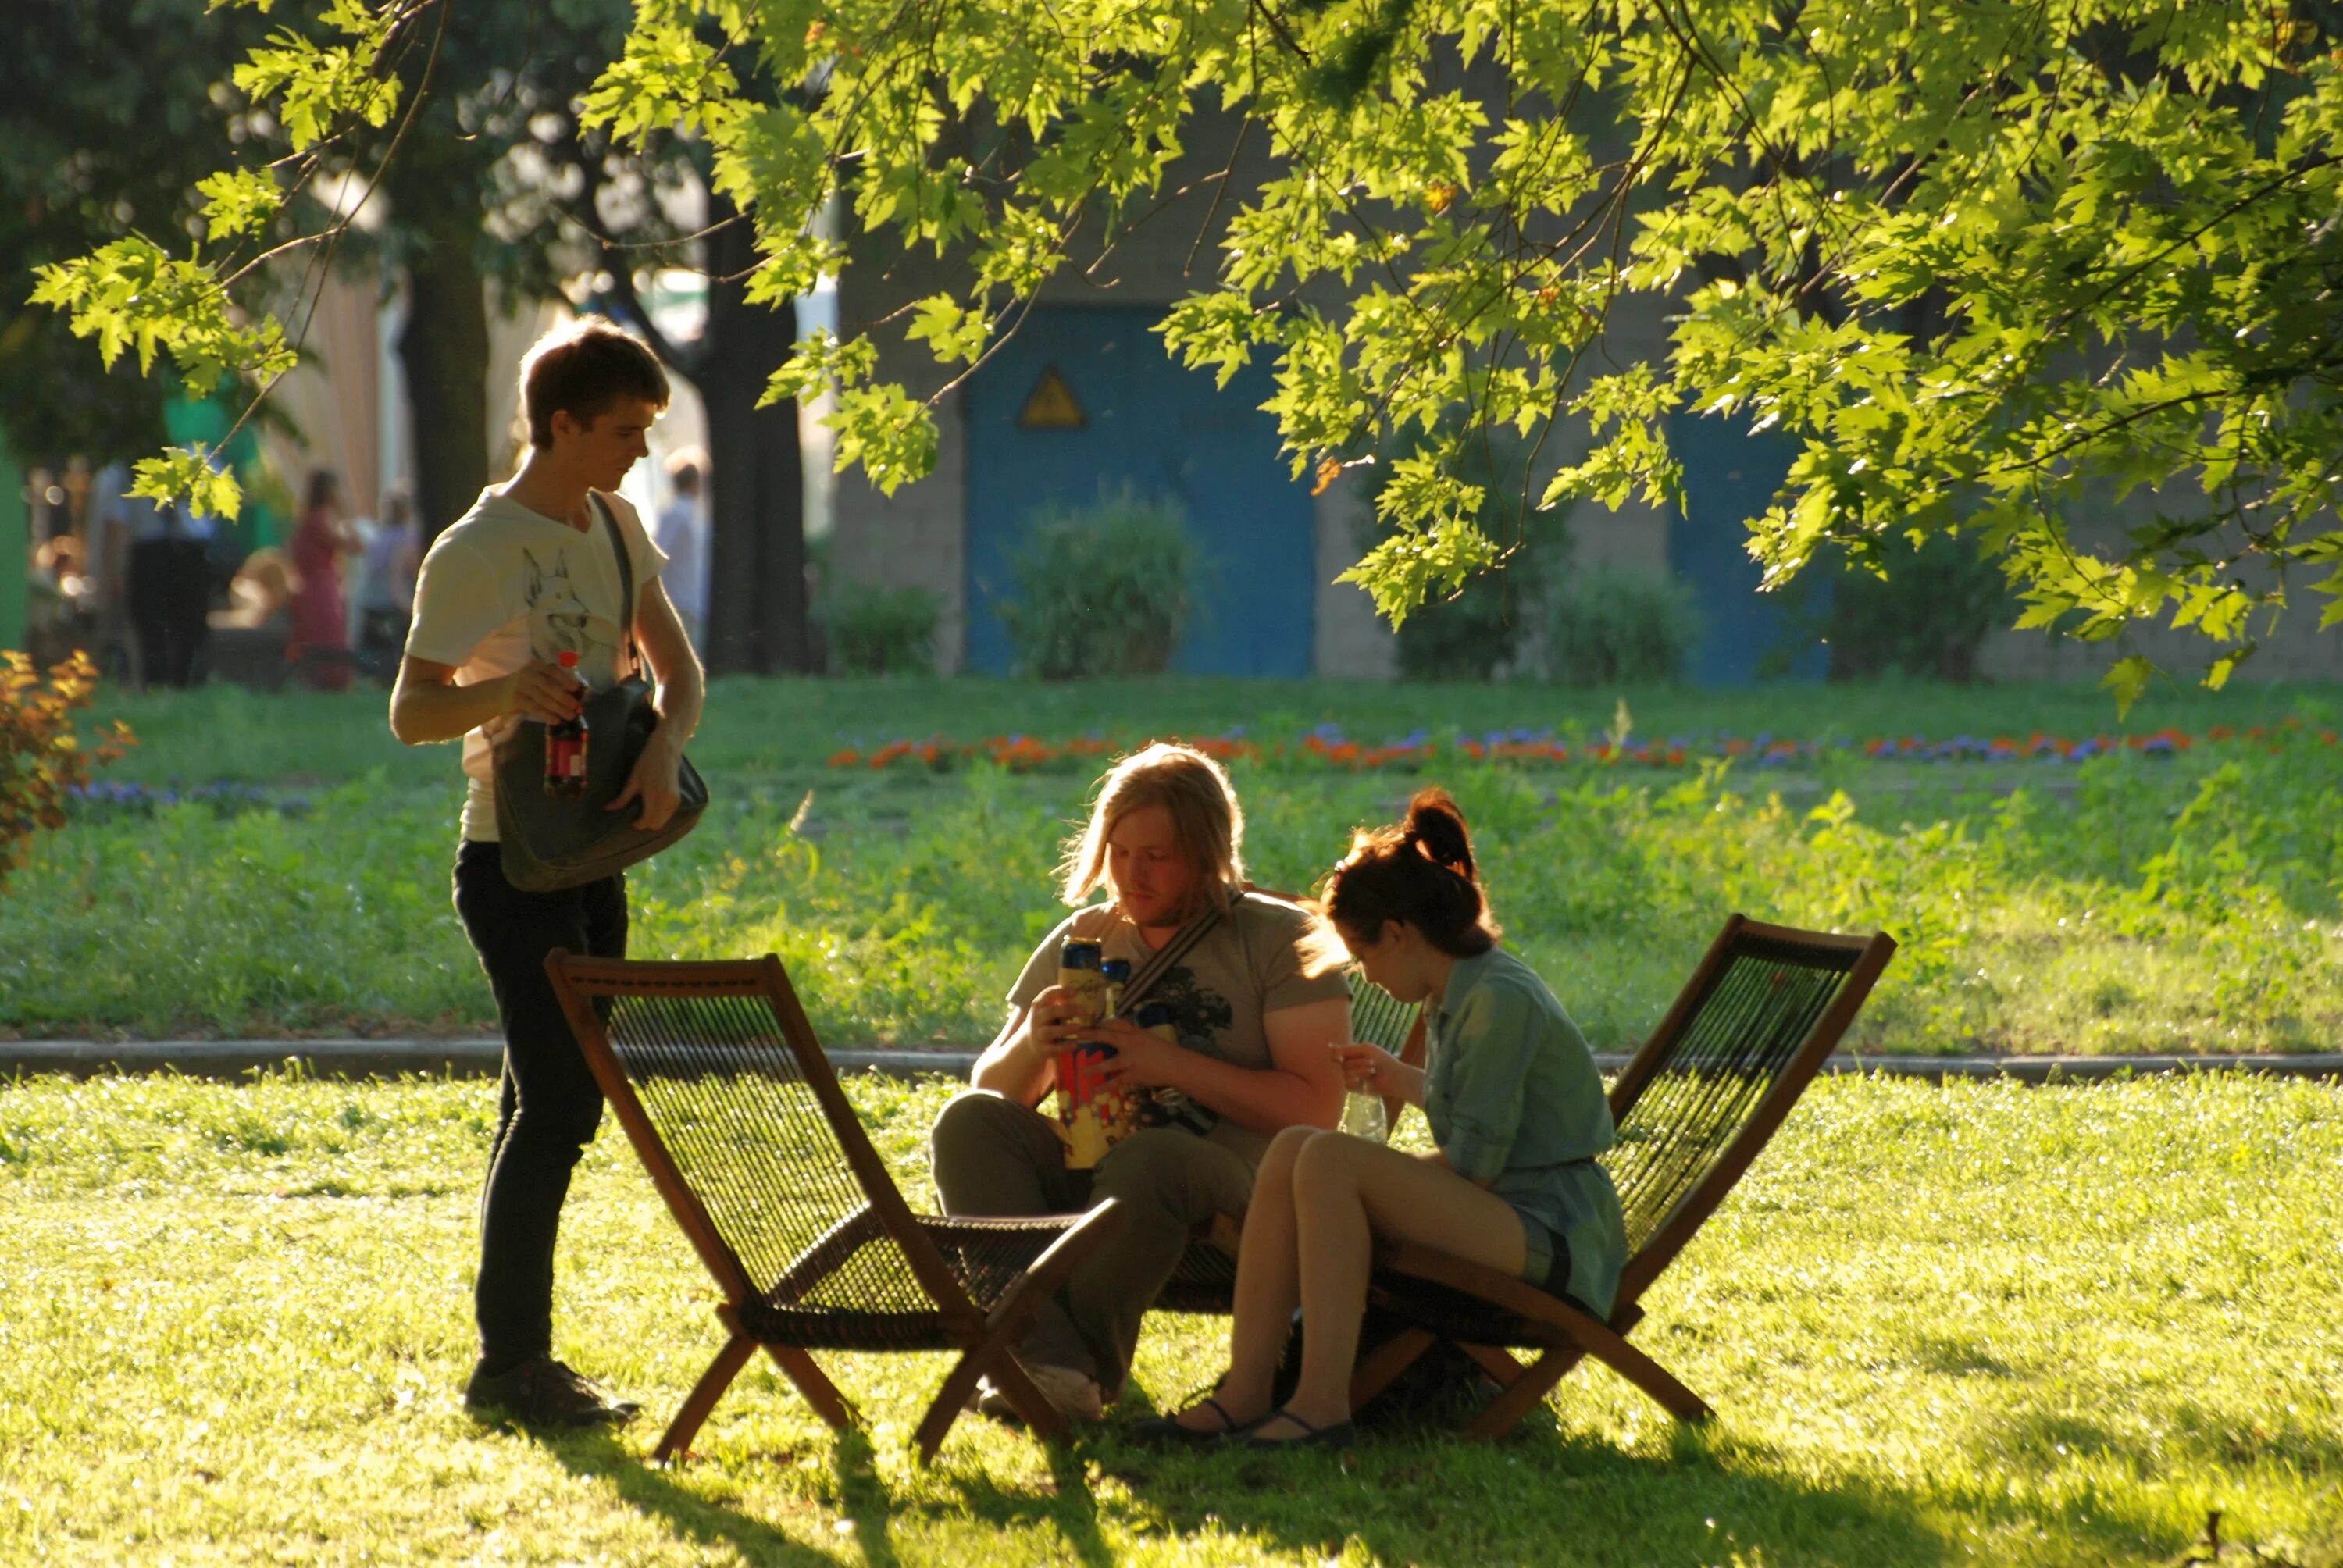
[
  {"x1": 1237, "y1": 1406, "x2": 1356, "y2": 1451},
  {"x1": 1128, "y1": 1394, "x2": 1253, "y2": 1447}
]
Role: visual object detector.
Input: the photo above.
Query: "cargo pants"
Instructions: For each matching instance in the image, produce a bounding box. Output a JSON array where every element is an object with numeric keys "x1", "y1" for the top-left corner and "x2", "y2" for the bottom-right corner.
[{"x1": 929, "y1": 1089, "x2": 1253, "y2": 1399}]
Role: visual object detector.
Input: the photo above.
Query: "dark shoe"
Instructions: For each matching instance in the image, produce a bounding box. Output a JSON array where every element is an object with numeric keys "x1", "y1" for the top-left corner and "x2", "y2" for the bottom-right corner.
[
  {"x1": 464, "y1": 1354, "x2": 640, "y2": 1429},
  {"x1": 1129, "y1": 1395, "x2": 1254, "y2": 1448},
  {"x1": 1237, "y1": 1406, "x2": 1355, "y2": 1451}
]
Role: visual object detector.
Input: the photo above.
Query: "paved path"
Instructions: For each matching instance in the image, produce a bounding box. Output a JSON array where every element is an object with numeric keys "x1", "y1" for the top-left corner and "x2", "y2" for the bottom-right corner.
[{"x1": 5, "y1": 1039, "x2": 2338, "y2": 1084}]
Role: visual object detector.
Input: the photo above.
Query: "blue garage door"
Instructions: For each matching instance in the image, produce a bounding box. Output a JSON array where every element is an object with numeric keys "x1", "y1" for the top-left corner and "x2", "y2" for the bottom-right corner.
[
  {"x1": 1665, "y1": 413, "x2": 1829, "y2": 685},
  {"x1": 964, "y1": 305, "x2": 1316, "y2": 676}
]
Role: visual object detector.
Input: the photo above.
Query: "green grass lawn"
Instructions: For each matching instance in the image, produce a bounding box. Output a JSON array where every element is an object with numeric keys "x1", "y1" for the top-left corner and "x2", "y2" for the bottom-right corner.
[
  {"x1": 7, "y1": 676, "x2": 2341, "y2": 1051},
  {"x1": 2, "y1": 1071, "x2": 2335, "y2": 1566}
]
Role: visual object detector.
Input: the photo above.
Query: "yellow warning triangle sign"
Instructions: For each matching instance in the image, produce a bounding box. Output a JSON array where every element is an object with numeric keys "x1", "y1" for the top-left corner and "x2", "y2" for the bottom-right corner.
[{"x1": 1018, "y1": 365, "x2": 1086, "y2": 429}]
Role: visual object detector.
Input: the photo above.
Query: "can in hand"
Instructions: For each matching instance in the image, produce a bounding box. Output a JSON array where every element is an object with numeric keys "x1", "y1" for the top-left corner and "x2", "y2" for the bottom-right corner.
[{"x1": 1052, "y1": 938, "x2": 1117, "y2": 1167}]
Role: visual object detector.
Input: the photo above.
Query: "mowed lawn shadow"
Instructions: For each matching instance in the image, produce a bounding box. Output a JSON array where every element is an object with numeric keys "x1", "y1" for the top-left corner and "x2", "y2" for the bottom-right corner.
[
  {"x1": 931, "y1": 1414, "x2": 1963, "y2": 1568},
  {"x1": 540, "y1": 1427, "x2": 856, "y2": 1568}
]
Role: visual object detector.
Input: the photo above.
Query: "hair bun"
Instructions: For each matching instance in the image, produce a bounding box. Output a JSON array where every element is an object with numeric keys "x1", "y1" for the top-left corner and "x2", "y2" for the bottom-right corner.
[
  {"x1": 1321, "y1": 787, "x2": 1499, "y2": 959},
  {"x1": 1403, "y1": 788, "x2": 1476, "y2": 880}
]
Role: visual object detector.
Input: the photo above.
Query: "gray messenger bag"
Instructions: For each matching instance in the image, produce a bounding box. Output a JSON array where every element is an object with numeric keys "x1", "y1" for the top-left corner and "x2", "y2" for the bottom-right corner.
[{"x1": 491, "y1": 495, "x2": 707, "y2": 891}]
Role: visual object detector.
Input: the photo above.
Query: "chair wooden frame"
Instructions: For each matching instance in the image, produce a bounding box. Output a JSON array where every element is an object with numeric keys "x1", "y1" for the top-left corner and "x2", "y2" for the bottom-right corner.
[
  {"x1": 544, "y1": 951, "x2": 1126, "y2": 1464},
  {"x1": 1350, "y1": 914, "x2": 1897, "y2": 1438}
]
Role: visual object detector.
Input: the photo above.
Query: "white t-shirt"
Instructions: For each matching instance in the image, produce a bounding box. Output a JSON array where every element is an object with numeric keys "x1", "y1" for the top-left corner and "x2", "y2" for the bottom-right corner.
[{"x1": 405, "y1": 486, "x2": 666, "y2": 842}]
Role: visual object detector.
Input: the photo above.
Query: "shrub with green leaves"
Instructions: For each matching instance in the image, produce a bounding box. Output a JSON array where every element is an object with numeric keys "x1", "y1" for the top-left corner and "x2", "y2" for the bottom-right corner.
[
  {"x1": 998, "y1": 489, "x2": 1193, "y2": 679},
  {"x1": 1542, "y1": 567, "x2": 1699, "y2": 686},
  {"x1": 1798, "y1": 531, "x2": 2017, "y2": 684},
  {"x1": 1371, "y1": 432, "x2": 1571, "y2": 682},
  {"x1": 823, "y1": 583, "x2": 940, "y2": 675}
]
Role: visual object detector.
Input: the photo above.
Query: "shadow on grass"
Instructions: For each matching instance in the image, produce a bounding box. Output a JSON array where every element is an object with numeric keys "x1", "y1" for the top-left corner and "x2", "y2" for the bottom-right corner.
[
  {"x1": 925, "y1": 1413, "x2": 1964, "y2": 1568},
  {"x1": 929, "y1": 1440, "x2": 1118, "y2": 1568},
  {"x1": 539, "y1": 1402, "x2": 1963, "y2": 1568},
  {"x1": 539, "y1": 1427, "x2": 854, "y2": 1568}
]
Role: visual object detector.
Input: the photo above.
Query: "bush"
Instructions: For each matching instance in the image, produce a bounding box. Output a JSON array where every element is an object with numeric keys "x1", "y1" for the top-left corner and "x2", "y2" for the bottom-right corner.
[
  {"x1": 2, "y1": 650, "x2": 133, "y2": 892},
  {"x1": 824, "y1": 583, "x2": 940, "y2": 675},
  {"x1": 1813, "y1": 530, "x2": 2014, "y2": 682},
  {"x1": 1542, "y1": 566, "x2": 1700, "y2": 686},
  {"x1": 1366, "y1": 433, "x2": 1572, "y2": 681},
  {"x1": 999, "y1": 488, "x2": 1193, "y2": 679}
]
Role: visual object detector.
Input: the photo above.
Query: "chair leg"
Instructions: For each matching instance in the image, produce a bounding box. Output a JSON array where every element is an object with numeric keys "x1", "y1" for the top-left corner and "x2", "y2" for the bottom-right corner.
[
  {"x1": 655, "y1": 1331, "x2": 758, "y2": 1463},
  {"x1": 761, "y1": 1342, "x2": 860, "y2": 1431},
  {"x1": 916, "y1": 1339, "x2": 1064, "y2": 1464},
  {"x1": 1463, "y1": 1315, "x2": 1711, "y2": 1438},
  {"x1": 1578, "y1": 1326, "x2": 1711, "y2": 1424},
  {"x1": 1464, "y1": 1348, "x2": 1578, "y2": 1440},
  {"x1": 911, "y1": 1199, "x2": 1129, "y2": 1463},
  {"x1": 1458, "y1": 1342, "x2": 1527, "y2": 1384},
  {"x1": 1349, "y1": 1327, "x2": 1435, "y2": 1409}
]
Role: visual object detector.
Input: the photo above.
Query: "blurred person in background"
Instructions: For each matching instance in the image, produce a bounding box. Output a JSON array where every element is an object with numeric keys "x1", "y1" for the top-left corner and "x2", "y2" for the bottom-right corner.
[
  {"x1": 290, "y1": 468, "x2": 362, "y2": 690},
  {"x1": 85, "y1": 464, "x2": 140, "y2": 680},
  {"x1": 651, "y1": 450, "x2": 708, "y2": 650},
  {"x1": 355, "y1": 486, "x2": 423, "y2": 677},
  {"x1": 123, "y1": 479, "x2": 214, "y2": 689}
]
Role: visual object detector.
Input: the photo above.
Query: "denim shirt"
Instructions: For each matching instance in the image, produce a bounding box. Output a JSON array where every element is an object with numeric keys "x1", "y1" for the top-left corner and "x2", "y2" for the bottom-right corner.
[{"x1": 1422, "y1": 946, "x2": 1628, "y2": 1318}]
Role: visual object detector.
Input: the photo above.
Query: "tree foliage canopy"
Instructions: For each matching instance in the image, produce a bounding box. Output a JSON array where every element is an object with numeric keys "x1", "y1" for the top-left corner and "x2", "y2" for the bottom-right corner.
[{"x1": 40, "y1": 0, "x2": 2343, "y2": 697}]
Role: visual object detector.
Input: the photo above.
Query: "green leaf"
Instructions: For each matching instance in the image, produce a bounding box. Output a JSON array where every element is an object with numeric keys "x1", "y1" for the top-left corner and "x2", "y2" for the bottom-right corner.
[
  {"x1": 131, "y1": 448, "x2": 242, "y2": 522},
  {"x1": 2100, "y1": 655, "x2": 2156, "y2": 718},
  {"x1": 195, "y1": 169, "x2": 283, "y2": 243}
]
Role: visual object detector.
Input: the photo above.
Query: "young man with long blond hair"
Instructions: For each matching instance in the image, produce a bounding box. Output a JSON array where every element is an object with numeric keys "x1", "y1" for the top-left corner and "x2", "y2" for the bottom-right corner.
[{"x1": 930, "y1": 742, "x2": 1351, "y2": 1420}]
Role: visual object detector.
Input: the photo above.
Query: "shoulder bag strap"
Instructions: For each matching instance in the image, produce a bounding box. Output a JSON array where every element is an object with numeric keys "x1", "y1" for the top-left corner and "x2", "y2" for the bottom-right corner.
[
  {"x1": 1114, "y1": 899, "x2": 1228, "y2": 1019},
  {"x1": 589, "y1": 492, "x2": 638, "y2": 678}
]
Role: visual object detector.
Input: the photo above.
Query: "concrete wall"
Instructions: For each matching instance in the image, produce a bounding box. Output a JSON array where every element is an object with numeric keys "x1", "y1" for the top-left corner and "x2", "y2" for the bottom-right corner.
[{"x1": 1975, "y1": 504, "x2": 2342, "y2": 684}]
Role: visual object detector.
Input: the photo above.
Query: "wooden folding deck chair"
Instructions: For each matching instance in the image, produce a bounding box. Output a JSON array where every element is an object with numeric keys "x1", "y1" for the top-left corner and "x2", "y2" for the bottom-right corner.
[
  {"x1": 1350, "y1": 914, "x2": 1896, "y2": 1438},
  {"x1": 1154, "y1": 967, "x2": 1428, "y2": 1313},
  {"x1": 543, "y1": 951, "x2": 1126, "y2": 1464}
]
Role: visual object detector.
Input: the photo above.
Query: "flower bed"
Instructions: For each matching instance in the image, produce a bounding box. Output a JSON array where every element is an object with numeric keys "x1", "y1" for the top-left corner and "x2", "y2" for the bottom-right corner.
[{"x1": 826, "y1": 718, "x2": 2332, "y2": 774}]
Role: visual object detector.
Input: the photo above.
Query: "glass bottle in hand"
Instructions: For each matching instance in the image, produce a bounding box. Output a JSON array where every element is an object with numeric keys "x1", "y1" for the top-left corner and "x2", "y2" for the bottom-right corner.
[
  {"x1": 1339, "y1": 1078, "x2": 1389, "y2": 1143},
  {"x1": 544, "y1": 650, "x2": 588, "y2": 797}
]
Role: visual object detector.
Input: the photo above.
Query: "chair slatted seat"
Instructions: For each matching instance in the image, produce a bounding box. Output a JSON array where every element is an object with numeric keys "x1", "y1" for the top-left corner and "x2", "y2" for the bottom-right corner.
[
  {"x1": 544, "y1": 953, "x2": 1125, "y2": 1463},
  {"x1": 1353, "y1": 914, "x2": 1896, "y2": 1438}
]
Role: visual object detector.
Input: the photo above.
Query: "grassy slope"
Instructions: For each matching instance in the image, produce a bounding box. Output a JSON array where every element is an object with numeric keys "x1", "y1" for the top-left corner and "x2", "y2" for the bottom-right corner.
[{"x1": 1, "y1": 1071, "x2": 2336, "y2": 1566}]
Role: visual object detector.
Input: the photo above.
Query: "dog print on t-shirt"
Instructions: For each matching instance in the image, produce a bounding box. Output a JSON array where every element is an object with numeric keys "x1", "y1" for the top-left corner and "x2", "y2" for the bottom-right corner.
[{"x1": 524, "y1": 546, "x2": 620, "y2": 668}]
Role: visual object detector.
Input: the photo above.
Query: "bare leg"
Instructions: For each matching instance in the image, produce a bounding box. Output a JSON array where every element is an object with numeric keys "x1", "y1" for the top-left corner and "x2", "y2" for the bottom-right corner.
[
  {"x1": 1260, "y1": 1137, "x2": 1529, "y2": 1440},
  {"x1": 1172, "y1": 1125, "x2": 1318, "y2": 1432}
]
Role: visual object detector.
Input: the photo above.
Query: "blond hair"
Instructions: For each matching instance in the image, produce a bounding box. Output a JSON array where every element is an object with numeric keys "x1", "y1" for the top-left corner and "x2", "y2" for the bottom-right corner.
[{"x1": 1059, "y1": 743, "x2": 1246, "y2": 914}]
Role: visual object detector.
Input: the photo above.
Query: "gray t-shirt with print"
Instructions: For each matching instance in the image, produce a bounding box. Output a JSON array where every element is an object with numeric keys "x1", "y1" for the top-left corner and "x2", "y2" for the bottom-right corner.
[{"x1": 1006, "y1": 892, "x2": 1350, "y2": 1166}]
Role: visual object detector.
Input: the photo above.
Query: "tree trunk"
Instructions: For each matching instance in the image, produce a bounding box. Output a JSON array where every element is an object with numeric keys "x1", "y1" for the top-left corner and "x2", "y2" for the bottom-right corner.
[
  {"x1": 699, "y1": 192, "x2": 808, "y2": 675},
  {"x1": 398, "y1": 226, "x2": 491, "y2": 545}
]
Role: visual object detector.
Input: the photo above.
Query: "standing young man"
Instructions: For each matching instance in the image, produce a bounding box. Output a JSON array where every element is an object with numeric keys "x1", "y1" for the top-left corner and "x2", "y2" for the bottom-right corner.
[{"x1": 390, "y1": 318, "x2": 704, "y2": 1427}]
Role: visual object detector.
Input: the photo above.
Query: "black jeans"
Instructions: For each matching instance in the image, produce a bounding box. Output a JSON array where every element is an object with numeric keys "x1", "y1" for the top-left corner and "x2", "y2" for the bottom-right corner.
[{"x1": 452, "y1": 839, "x2": 628, "y2": 1373}]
